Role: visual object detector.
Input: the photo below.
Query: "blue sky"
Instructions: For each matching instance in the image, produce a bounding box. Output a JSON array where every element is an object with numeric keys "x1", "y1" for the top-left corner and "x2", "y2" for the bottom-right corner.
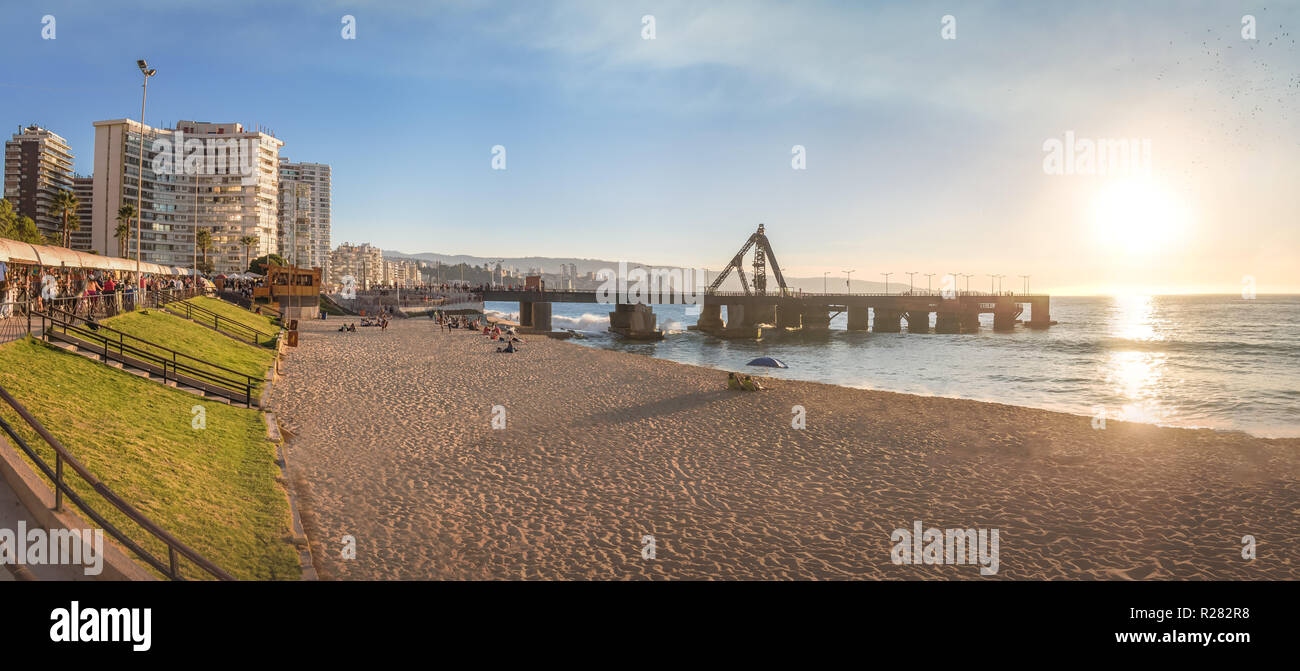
[{"x1": 1, "y1": 0, "x2": 1297, "y2": 293}]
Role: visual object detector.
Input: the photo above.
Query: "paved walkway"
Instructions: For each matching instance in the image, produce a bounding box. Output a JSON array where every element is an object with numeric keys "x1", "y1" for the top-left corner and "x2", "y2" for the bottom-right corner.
[{"x1": 0, "y1": 478, "x2": 91, "y2": 580}]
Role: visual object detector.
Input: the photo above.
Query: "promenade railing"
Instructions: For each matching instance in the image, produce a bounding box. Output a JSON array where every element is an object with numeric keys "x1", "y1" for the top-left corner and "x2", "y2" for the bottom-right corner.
[
  {"x1": 38, "y1": 307, "x2": 259, "y2": 407},
  {"x1": 154, "y1": 292, "x2": 276, "y2": 347},
  {"x1": 0, "y1": 383, "x2": 235, "y2": 580},
  {"x1": 216, "y1": 290, "x2": 283, "y2": 320}
]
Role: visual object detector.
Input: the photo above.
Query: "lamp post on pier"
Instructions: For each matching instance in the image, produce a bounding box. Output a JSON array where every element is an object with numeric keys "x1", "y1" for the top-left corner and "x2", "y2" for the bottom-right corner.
[
  {"x1": 905, "y1": 271, "x2": 917, "y2": 294},
  {"x1": 880, "y1": 271, "x2": 892, "y2": 294}
]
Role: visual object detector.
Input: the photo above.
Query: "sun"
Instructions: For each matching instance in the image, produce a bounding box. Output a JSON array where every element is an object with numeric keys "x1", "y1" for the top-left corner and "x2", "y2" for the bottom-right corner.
[{"x1": 1090, "y1": 178, "x2": 1190, "y2": 254}]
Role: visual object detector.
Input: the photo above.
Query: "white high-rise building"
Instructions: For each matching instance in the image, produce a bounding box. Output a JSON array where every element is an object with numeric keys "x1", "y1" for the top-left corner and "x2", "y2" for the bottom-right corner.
[
  {"x1": 277, "y1": 158, "x2": 331, "y2": 275},
  {"x1": 90, "y1": 118, "x2": 283, "y2": 272}
]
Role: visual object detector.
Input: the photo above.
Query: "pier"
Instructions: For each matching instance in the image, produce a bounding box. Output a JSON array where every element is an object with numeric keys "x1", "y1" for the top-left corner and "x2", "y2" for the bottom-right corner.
[{"x1": 480, "y1": 225, "x2": 1054, "y2": 338}]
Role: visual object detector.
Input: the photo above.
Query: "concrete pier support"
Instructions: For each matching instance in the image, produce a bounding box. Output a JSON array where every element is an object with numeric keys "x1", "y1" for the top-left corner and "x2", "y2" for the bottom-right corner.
[
  {"x1": 1026, "y1": 297, "x2": 1054, "y2": 328},
  {"x1": 694, "y1": 304, "x2": 724, "y2": 332},
  {"x1": 872, "y1": 308, "x2": 902, "y2": 333},
  {"x1": 934, "y1": 312, "x2": 962, "y2": 334},
  {"x1": 993, "y1": 299, "x2": 1018, "y2": 332},
  {"x1": 775, "y1": 303, "x2": 802, "y2": 329},
  {"x1": 519, "y1": 301, "x2": 534, "y2": 328},
  {"x1": 715, "y1": 303, "x2": 760, "y2": 338},
  {"x1": 801, "y1": 306, "x2": 831, "y2": 331},
  {"x1": 724, "y1": 304, "x2": 748, "y2": 329},
  {"x1": 530, "y1": 302, "x2": 552, "y2": 332},
  {"x1": 959, "y1": 312, "x2": 981, "y2": 333},
  {"x1": 608, "y1": 303, "x2": 661, "y2": 339},
  {"x1": 904, "y1": 310, "x2": 930, "y2": 333},
  {"x1": 846, "y1": 306, "x2": 869, "y2": 331}
]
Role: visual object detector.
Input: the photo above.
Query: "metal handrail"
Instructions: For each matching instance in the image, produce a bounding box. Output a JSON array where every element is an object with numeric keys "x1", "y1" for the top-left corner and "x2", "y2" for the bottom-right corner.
[
  {"x1": 42, "y1": 307, "x2": 259, "y2": 406},
  {"x1": 0, "y1": 384, "x2": 235, "y2": 580},
  {"x1": 153, "y1": 292, "x2": 274, "y2": 346},
  {"x1": 157, "y1": 290, "x2": 276, "y2": 328},
  {"x1": 216, "y1": 291, "x2": 283, "y2": 319}
]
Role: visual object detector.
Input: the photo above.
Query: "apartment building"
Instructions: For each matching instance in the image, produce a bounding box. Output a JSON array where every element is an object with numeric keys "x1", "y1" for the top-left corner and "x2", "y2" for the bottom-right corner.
[
  {"x1": 3, "y1": 125, "x2": 75, "y2": 243},
  {"x1": 71, "y1": 176, "x2": 94, "y2": 252},
  {"x1": 328, "y1": 242, "x2": 384, "y2": 289},
  {"x1": 278, "y1": 158, "x2": 332, "y2": 276},
  {"x1": 90, "y1": 118, "x2": 283, "y2": 272},
  {"x1": 383, "y1": 257, "x2": 421, "y2": 288}
]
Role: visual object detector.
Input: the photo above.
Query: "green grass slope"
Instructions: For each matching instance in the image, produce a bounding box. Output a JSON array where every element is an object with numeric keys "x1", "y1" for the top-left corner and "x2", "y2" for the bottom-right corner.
[
  {"x1": 0, "y1": 337, "x2": 299, "y2": 580},
  {"x1": 102, "y1": 309, "x2": 273, "y2": 395}
]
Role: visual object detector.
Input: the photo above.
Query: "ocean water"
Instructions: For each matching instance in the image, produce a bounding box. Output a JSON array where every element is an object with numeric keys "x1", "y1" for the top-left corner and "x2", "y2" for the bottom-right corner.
[{"x1": 485, "y1": 295, "x2": 1300, "y2": 438}]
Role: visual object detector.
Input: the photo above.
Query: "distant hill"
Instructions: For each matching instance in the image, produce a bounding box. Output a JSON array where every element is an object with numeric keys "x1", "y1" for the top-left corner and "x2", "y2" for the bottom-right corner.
[{"x1": 384, "y1": 250, "x2": 894, "y2": 293}]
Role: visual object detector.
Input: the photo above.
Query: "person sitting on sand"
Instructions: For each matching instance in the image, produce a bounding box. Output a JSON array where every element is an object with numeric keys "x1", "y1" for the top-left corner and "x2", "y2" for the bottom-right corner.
[
  {"x1": 727, "y1": 372, "x2": 743, "y2": 390},
  {"x1": 338, "y1": 325, "x2": 347, "y2": 332},
  {"x1": 740, "y1": 375, "x2": 762, "y2": 391},
  {"x1": 496, "y1": 341, "x2": 516, "y2": 353},
  {"x1": 348, "y1": 323, "x2": 357, "y2": 332}
]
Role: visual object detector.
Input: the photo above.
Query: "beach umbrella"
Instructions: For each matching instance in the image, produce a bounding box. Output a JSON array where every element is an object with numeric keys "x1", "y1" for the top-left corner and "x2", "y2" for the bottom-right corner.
[{"x1": 746, "y1": 356, "x2": 788, "y2": 368}]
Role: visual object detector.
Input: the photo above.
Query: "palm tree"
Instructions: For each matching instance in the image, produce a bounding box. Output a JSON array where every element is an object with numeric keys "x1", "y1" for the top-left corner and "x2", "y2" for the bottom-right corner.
[
  {"x1": 239, "y1": 235, "x2": 258, "y2": 273},
  {"x1": 115, "y1": 204, "x2": 137, "y2": 258},
  {"x1": 52, "y1": 189, "x2": 79, "y2": 248},
  {"x1": 196, "y1": 228, "x2": 214, "y2": 272}
]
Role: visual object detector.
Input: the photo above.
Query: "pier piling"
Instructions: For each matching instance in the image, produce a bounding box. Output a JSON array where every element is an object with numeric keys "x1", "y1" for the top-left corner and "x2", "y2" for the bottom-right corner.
[
  {"x1": 872, "y1": 308, "x2": 902, "y2": 333},
  {"x1": 905, "y1": 310, "x2": 930, "y2": 333},
  {"x1": 846, "y1": 306, "x2": 870, "y2": 331}
]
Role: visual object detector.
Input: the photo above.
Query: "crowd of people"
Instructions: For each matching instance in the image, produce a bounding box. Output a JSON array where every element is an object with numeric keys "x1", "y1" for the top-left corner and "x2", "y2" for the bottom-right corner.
[
  {"x1": 427, "y1": 309, "x2": 526, "y2": 353},
  {"x1": 336, "y1": 306, "x2": 394, "y2": 332},
  {"x1": 0, "y1": 263, "x2": 205, "y2": 321}
]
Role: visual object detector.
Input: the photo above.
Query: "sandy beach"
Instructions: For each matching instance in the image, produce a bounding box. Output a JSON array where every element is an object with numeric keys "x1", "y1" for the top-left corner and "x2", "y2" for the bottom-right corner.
[{"x1": 269, "y1": 317, "x2": 1300, "y2": 580}]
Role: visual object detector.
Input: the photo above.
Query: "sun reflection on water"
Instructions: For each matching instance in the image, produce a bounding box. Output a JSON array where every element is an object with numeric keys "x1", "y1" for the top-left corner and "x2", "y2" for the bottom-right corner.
[{"x1": 1106, "y1": 294, "x2": 1169, "y2": 424}]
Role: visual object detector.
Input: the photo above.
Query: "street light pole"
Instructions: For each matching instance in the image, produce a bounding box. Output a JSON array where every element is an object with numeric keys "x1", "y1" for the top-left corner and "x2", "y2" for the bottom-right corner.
[
  {"x1": 880, "y1": 271, "x2": 892, "y2": 294},
  {"x1": 192, "y1": 165, "x2": 198, "y2": 278},
  {"x1": 906, "y1": 271, "x2": 916, "y2": 294},
  {"x1": 844, "y1": 270, "x2": 855, "y2": 293},
  {"x1": 987, "y1": 274, "x2": 996, "y2": 294},
  {"x1": 1019, "y1": 274, "x2": 1030, "y2": 294},
  {"x1": 135, "y1": 60, "x2": 156, "y2": 286},
  {"x1": 924, "y1": 273, "x2": 935, "y2": 294},
  {"x1": 823, "y1": 271, "x2": 829, "y2": 294}
]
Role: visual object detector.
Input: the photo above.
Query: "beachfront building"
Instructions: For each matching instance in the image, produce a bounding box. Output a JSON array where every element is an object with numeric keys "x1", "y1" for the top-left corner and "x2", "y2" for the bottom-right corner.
[
  {"x1": 89, "y1": 118, "x2": 284, "y2": 273},
  {"x1": 3, "y1": 125, "x2": 75, "y2": 243},
  {"x1": 383, "y1": 257, "x2": 421, "y2": 288},
  {"x1": 277, "y1": 158, "x2": 331, "y2": 277},
  {"x1": 328, "y1": 242, "x2": 384, "y2": 289},
  {"x1": 71, "y1": 176, "x2": 94, "y2": 252}
]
